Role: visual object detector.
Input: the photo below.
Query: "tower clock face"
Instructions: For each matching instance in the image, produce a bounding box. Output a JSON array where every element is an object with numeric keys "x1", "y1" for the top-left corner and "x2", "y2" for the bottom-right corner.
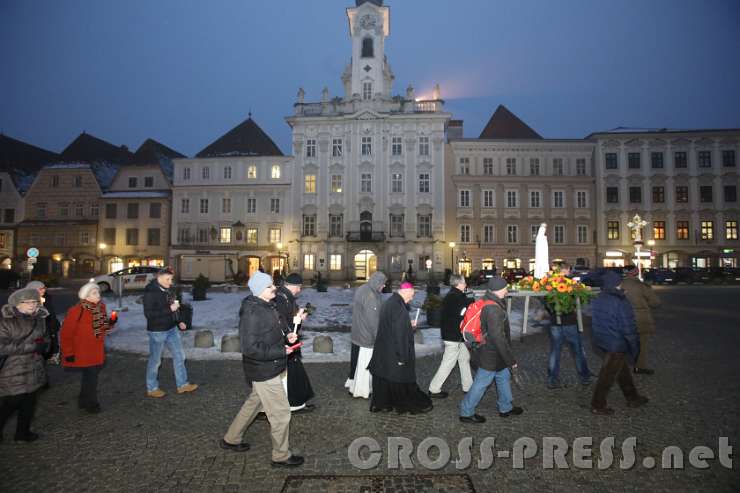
[{"x1": 359, "y1": 14, "x2": 377, "y2": 30}]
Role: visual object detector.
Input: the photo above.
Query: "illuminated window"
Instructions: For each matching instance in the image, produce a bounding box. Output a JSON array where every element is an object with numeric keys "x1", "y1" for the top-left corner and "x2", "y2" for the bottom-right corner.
[
  {"x1": 271, "y1": 165, "x2": 281, "y2": 179},
  {"x1": 304, "y1": 174, "x2": 316, "y2": 193}
]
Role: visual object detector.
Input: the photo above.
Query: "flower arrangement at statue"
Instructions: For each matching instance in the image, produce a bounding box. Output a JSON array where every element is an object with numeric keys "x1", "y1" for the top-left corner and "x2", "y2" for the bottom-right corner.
[{"x1": 516, "y1": 272, "x2": 594, "y2": 315}]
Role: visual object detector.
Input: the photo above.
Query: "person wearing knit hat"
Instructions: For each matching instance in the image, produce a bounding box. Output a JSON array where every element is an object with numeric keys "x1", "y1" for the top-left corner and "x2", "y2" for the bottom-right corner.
[
  {"x1": 0, "y1": 287, "x2": 50, "y2": 442},
  {"x1": 25, "y1": 280, "x2": 60, "y2": 371}
]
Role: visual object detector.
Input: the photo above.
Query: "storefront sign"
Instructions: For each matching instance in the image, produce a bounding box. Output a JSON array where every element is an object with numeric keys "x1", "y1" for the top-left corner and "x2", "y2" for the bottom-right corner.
[{"x1": 605, "y1": 251, "x2": 623, "y2": 257}]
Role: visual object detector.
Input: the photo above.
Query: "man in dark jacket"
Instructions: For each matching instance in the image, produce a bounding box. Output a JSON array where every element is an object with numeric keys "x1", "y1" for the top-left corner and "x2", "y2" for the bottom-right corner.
[
  {"x1": 459, "y1": 277, "x2": 523, "y2": 424},
  {"x1": 590, "y1": 270, "x2": 648, "y2": 415},
  {"x1": 221, "y1": 271, "x2": 304, "y2": 468},
  {"x1": 428, "y1": 274, "x2": 474, "y2": 398},
  {"x1": 142, "y1": 269, "x2": 197, "y2": 398}
]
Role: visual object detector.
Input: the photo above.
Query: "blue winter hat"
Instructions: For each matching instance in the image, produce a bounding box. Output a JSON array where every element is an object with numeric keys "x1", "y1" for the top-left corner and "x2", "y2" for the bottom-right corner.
[
  {"x1": 248, "y1": 271, "x2": 273, "y2": 297},
  {"x1": 602, "y1": 270, "x2": 622, "y2": 290}
]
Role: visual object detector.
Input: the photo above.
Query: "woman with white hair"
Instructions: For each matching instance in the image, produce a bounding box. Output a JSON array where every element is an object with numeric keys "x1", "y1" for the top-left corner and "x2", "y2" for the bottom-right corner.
[{"x1": 59, "y1": 282, "x2": 116, "y2": 413}]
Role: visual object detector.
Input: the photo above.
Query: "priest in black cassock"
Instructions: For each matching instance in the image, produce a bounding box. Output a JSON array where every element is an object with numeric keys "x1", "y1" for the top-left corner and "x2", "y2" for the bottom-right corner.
[{"x1": 367, "y1": 282, "x2": 433, "y2": 414}]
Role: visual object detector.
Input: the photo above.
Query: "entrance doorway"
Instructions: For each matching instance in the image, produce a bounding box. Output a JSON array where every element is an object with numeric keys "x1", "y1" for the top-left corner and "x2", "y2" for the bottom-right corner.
[
  {"x1": 238, "y1": 256, "x2": 261, "y2": 278},
  {"x1": 269, "y1": 256, "x2": 286, "y2": 277},
  {"x1": 354, "y1": 250, "x2": 377, "y2": 280},
  {"x1": 457, "y1": 258, "x2": 472, "y2": 277}
]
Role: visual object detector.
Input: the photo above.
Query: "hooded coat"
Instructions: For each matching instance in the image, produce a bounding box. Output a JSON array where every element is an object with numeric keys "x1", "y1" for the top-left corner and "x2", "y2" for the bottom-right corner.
[
  {"x1": 620, "y1": 276, "x2": 660, "y2": 334},
  {"x1": 0, "y1": 304, "x2": 49, "y2": 396},
  {"x1": 367, "y1": 293, "x2": 416, "y2": 383},
  {"x1": 591, "y1": 271, "x2": 640, "y2": 361},
  {"x1": 351, "y1": 272, "x2": 387, "y2": 348}
]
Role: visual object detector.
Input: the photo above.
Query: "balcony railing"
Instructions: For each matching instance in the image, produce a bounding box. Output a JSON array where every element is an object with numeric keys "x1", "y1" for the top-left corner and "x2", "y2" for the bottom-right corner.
[{"x1": 346, "y1": 231, "x2": 386, "y2": 242}]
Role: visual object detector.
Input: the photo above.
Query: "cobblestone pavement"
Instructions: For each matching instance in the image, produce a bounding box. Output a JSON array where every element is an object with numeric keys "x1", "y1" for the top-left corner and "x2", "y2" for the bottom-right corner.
[{"x1": 1, "y1": 286, "x2": 738, "y2": 492}]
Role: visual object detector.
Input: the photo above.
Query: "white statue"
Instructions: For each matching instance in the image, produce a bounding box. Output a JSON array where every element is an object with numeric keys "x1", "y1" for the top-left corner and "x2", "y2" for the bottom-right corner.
[{"x1": 534, "y1": 223, "x2": 549, "y2": 279}]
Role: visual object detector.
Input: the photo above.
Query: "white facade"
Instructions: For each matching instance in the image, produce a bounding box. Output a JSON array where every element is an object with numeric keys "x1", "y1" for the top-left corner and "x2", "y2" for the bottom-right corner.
[
  {"x1": 286, "y1": 0, "x2": 450, "y2": 281},
  {"x1": 592, "y1": 130, "x2": 740, "y2": 268}
]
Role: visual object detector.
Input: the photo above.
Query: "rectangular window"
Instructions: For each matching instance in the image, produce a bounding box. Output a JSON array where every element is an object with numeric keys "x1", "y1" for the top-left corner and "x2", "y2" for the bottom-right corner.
[
  {"x1": 417, "y1": 214, "x2": 431, "y2": 238},
  {"x1": 576, "y1": 191, "x2": 587, "y2": 208},
  {"x1": 722, "y1": 150, "x2": 736, "y2": 167},
  {"x1": 529, "y1": 190, "x2": 541, "y2": 208},
  {"x1": 577, "y1": 225, "x2": 588, "y2": 244},
  {"x1": 246, "y1": 228, "x2": 258, "y2": 244},
  {"x1": 553, "y1": 191, "x2": 564, "y2": 208},
  {"x1": 330, "y1": 215, "x2": 343, "y2": 238},
  {"x1": 676, "y1": 186, "x2": 689, "y2": 203},
  {"x1": 530, "y1": 224, "x2": 539, "y2": 243},
  {"x1": 418, "y1": 136, "x2": 429, "y2": 157},
  {"x1": 50, "y1": 175, "x2": 59, "y2": 188},
  {"x1": 302, "y1": 215, "x2": 316, "y2": 237},
  {"x1": 304, "y1": 174, "x2": 317, "y2": 193},
  {"x1": 725, "y1": 185, "x2": 737, "y2": 203},
  {"x1": 653, "y1": 221, "x2": 665, "y2": 240},
  {"x1": 483, "y1": 158, "x2": 493, "y2": 175},
  {"x1": 197, "y1": 228, "x2": 208, "y2": 243},
  {"x1": 391, "y1": 173, "x2": 403, "y2": 193},
  {"x1": 330, "y1": 254, "x2": 342, "y2": 271},
  {"x1": 126, "y1": 228, "x2": 139, "y2": 246},
  {"x1": 271, "y1": 165, "x2": 281, "y2": 179},
  {"x1": 54, "y1": 233, "x2": 64, "y2": 247},
  {"x1": 606, "y1": 187, "x2": 619, "y2": 203},
  {"x1": 506, "y1": 158, "x2": 516, "y2": 175},
  {"x1": 506, "y1": 190, "x2": 518, "y2": 208},
  {"x1": 105, "y1": 203, "x2": 117, "y2": 219},
  {"x1": 75, "y1": 202, "x2": 84, "y2": 217},
  {"x1": 221, "y1": 198, "x2": 231, "y2": 214},
  {"x1": 605, "y1": 153, "x2": 618, "y2": 170},
  {"x1": 651, "y1": 152, "x2": 664, "y2": 169},
  {"x1": 391, "y1": 137, "x2": 402, "y2": 156},
  {"x1": 183, "y1": 167, "x2": 191, "y2": 180},
  {"x1": 37, "y1": 202, "x2": 47, "y2": 218},
  {"x1": 247, "y1": 166, "x2": 257, "y2": 179},
  {"x1": 72, "y1": 175, "x2": 82, "y2": 187},
  {"x1": 60, "y1": 202, "x2": 69, "y2": 217},
  {"x1": 677, "y1": 221, "x2": 689, "y2": 240},
  {"x1": 554, "y1": 225, "x2": 565, "y2": 244},
  {"x1": 459, "y1": 157, "x2": 470, "y2": 175},
  {"x1": 269, "y1": 228, "x2": 281, "y2": 243},
  {"x1": 147, "y1": 228, "x2": 160, "y2": 246},
  {"x1": 80, "y1": 231, "x2": 90, "y2": 245},
  {"x1": 200, "y1": 198, "x2": 208, "y2": 214},
  {"x1": 319, "y1": 174, "x2": 336, "y2": 196},
  {"x1": 483, "y1": 224, "x2": 494, "y2": 243},
  {"x1": 700, "y1": 186, "x2": 713, "y2": 203},
  {"x1": 418, "y1": 173, "x2": 430, "y2": 193},
  {"x1": 698, "y1": 150, "x2": 712, "y2": 168},
  {"x1": 607, "y1": 221, "x2": 620, "y2": 240},
  {"x1": 530, "y1": 158, "x2": 541, "y2": 175},
  {"x1": 674, "y1": 151, "x2": 687, "y2": 168},
  {"x1": 306, "y1": 139, "x2": 316, "y2": 158},
  {"x1": 3, "y1": 209, "x2": 15, "y2": 223},
  {"x1": 129, "y1": 177, "x2": 138, "y2": 188},
  {"x1": 459, "y1": 224, "x2": 471, "y2": 243},
  {"x1": 576, "y1": 158, "x2": 587, "y2": 176},
  {"x1": 361, "y1": 173, "x2": 372, "y2": 193},
  {"x1": 390, "y1": 214, "x2": 404, "y2": 237},
  {"x1": 150, "y1": 203, "x2": 161, "y2": 219},
  {"x1": 459, "y1": 190, "x2": 470, "y2": 208},
  {"x1": 0, "y1": 233, "x2": 5, "y2": 249},
  {"x1": 726, "y1": 220, "x2": 738, "y2": 240},
  {"x1": 362, "y1": 82, "x2": 372, "y2": 100},
  {"x1": 629, "y1": 186, "x2": 642, "y2": 203},
  {"x1": 361, "y1": 137, "x2": 372, "y2": 156},
  {"x1": 225, "y1": 166, "x2": 233, "y2": 179},
  {"x1": 177, "y1": 228, "x2": 190, "y2": 244},
  {"x1": 270, "y1": 198, "x2": 280, "y2": 214},
  {"x1": 332, "y1": 139, "x2": 343, "y2": 157},
  {"x1": 628, "y1": 152, "x2": 641, "y2": 169},
  {"x1": 90, "y1": 204, "x2": 99, "y2": 217},
  {"x1": 127, "y1": 203, "x2": 139, "y2": 219},
  {"x1": 507, "y1": 225, "x2": 518, "y2": 243},
  {"x1": 247, "y1": 198, "x2": 256, "y2": 214},
  {"x1": 144, "y1": 176, "x2": 154, "y2": 187},
  {"x1": 483, "y1": 189, "x2": 495, "y2": 208},
  {"x1": 652, "y1": 186, "x2": 665, "y2": 203},
  {"x1": 103, "y1": 228, "x2": 116, "y2": 245},
  {"x1": 304, "y1": 254, "x2": 315, "y2": 271},
  {"x1": 552, "y1": 158, "x2": 563, "y2": 176},
  {"x1": 701, "y1": 221, "x2": 714, "y2": 240},
  {"x1": 202, "y1": 167, "x2": 210, "y2": 180}
]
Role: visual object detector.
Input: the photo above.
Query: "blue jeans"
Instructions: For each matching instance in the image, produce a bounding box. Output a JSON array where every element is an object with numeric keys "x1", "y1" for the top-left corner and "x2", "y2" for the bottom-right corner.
[
  {"x1": 146, "y1": 328, "x2": 189, "y2": 392},
  {"x1": 459, "y1": 367, "x2": 513, "y2": 416},
  {"x1": 548, "y1": 324, "x2": 591, "y2": 386}
]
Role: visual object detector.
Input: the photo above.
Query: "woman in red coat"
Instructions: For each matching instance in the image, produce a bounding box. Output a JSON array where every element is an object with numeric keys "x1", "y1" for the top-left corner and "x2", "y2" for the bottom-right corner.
[{"x1": 60, "y1": 282, "x2": 115, "y2": 413}]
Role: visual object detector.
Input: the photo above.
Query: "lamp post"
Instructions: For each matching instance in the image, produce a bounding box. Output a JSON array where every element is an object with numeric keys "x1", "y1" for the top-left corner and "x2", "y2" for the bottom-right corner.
[
  {"x1": 277, "y1": 242, "x2": 289, "y2": 275},
  {"x1": 448, "y1": 241, "x2": 456, "y2": 273},
  {"x1": 627, "y1": 214, "x2": 647, "y2": 281}
]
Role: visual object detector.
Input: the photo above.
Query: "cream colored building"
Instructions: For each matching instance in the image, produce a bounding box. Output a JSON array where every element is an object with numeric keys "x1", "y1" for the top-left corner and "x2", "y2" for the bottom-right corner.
[
  {"x1": 445, "y1": 107, "x2": 597, "y2": 276},
  {"x1": 0, "y1": 172, "x2": 24, "y2": 269}
]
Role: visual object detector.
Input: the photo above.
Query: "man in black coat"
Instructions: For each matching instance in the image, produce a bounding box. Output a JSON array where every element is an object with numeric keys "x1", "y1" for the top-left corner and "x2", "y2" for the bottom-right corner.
[
  {"x1": 458, "y1": 277, "x2": 523, "y2": 424},
  {"x1": 428, "y1": 274, "x2": 474, "y2": 398},
  {"x1": 221, "y1": 271, "x2": 304, "y2": 468}
]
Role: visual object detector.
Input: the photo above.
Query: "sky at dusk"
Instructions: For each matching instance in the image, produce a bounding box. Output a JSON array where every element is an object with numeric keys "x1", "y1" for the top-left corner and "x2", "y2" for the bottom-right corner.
[{"x1": 1, "y1": 0, "x2": 739, "y2": 157}]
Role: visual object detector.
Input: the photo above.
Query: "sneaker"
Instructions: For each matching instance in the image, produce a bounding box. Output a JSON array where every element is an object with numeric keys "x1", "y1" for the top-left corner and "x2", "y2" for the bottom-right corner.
[
  {"x1": 633, "y1": 368, "x2": 655, "y2": 375},
  {"x1": 591, "y1": 407, "x2": 615, "y2": 415},
  {"x1": 219, "y1": 439, "x2": 250, "y2": 452},
  {"x1": 428, "y1": 390, "x2": 449, "y2": 399},
  {"x1": 271, "y1": 455, "x2": 305, "y2": 468},
  {"x1": 14, "y1": 431, "x2": 39, "y2": 442},
  {"x1": 546, "y1": 382, "x2": 562, "y2": 390},
  {"x1": 177, "y1": 383, "x2": 199, "y2": 394},
  {"x1": 459, "y1": 414, "x2": 486, "y2": 424},
  {"x1": 499, "y1": 406, "x2": 524, "y2": 418},
  {"x1": 147, "y1": 389, "x2": 166, "y2": 398},
  {"x1": 627, "y1": 395, "x2": 649, "y2": 408}
]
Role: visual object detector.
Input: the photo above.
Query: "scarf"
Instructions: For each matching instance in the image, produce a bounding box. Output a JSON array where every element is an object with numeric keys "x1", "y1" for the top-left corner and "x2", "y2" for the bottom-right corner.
[{"x1": 80, "y1": 301, "x2": 109, "y2": 338}]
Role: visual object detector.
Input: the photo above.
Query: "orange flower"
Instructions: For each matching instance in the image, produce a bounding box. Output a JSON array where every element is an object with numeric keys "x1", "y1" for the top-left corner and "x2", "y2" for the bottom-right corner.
[
  {"x1": 566, "y1": 286, "x2": 573, "y2": 293},
  {"x1": 545, "y1": 285, "x2": 553, "y2": 292},
  {"x1": 532, "y1": 282, "x2": 541, "y2": 291},
  {"x1": 557, "y1": 284, "x2": 568, "y2": 293}
]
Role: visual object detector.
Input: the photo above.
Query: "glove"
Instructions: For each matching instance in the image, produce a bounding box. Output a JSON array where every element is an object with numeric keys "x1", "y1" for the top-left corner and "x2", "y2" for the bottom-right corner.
[
  {"x1": 65, "y1": 355, "x2": 76, "y2": 363},
  {"x1": 33, "y1": 337, "x2": 49, "y2": 355}
]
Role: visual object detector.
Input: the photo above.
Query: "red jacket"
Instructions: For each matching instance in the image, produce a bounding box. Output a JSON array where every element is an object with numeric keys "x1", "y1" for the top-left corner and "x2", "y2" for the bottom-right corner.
[{"x1": 60, "y1": 302, "x2": 108, "y2": 368}]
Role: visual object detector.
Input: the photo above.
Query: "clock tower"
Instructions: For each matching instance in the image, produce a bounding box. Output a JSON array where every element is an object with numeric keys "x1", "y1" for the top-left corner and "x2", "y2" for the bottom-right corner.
[{"x1": 344, "y1": 0, "x2": 393, "y2": 101}]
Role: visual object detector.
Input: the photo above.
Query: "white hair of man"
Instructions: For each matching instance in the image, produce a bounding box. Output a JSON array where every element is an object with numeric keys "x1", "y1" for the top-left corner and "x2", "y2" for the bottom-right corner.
[{"x1": 449, "y1": 274, "x2": 466, "y2": 288}]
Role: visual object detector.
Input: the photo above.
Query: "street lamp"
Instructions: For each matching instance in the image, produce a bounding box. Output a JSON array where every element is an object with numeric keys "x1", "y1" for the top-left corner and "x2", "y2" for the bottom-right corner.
[{"x1": 448, "y1": 242, "x2": 456, "y2": 273}]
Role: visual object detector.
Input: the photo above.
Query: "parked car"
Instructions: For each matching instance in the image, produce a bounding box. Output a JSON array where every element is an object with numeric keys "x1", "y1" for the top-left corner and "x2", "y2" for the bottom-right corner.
[
  {"x1": 501, "y1": 268, "x2": 527, "y2": 284},
  {"x1": 581, "y1": 267, "x2": 625, "y2": 287},
  {"x1": 472, "y1": 268, "x2": 498, "y2": 286},
  {"x1": 570, "y1": 264, "x2": 589, "y2": 282},
  {"x1": 93, "y1": 266, "x2": 160, "y2": 292},
  {"x1": 670, "y1": 267, "x2": 703, "y2": 284},
  {"x1": 643, "y1": 268, "x2": 675, "y2": 285}
]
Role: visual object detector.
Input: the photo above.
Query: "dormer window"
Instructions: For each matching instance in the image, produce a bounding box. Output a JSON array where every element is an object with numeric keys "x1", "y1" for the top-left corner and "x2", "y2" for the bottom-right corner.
[{"x1": 361, "y1": 37, "x2": 374, "y2": 58}]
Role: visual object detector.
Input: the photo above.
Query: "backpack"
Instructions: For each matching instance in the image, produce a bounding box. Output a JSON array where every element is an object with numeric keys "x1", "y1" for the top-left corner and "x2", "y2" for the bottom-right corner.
[{"x1": 459, "y1": 299, "x2": 495, "y2": 344}]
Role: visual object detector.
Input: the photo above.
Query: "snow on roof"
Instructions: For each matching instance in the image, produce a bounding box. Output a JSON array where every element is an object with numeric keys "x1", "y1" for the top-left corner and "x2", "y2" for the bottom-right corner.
[
  {"x1": 102, "y1": 191, "x2": 170, "y2": 199},
  {"x1": 47, "y1": 163, "x2": 91, "y2": 169}
]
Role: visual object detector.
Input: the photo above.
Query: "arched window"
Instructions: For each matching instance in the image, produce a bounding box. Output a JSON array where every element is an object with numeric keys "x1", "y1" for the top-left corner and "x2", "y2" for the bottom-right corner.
[{"x1": 361, "y1": 37, "x2": 374, "y2": 58}]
